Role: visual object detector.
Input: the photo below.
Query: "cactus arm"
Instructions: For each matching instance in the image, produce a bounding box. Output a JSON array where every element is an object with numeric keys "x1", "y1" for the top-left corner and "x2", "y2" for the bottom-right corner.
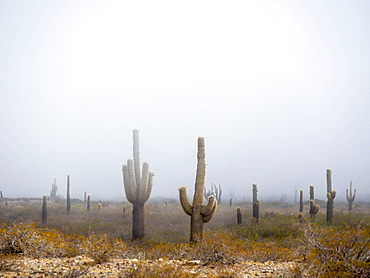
[
  {"x1": 315, "y1": 204, "x2": 320, "y2": 214},
  {"x1": 179, "y1": 186, "x2": 193, "y2": 216},
  {"x1": 124, "y1": 159, "x2": 137, "y2": 203},
  {"x1": 331, "y1": 190, "x2": 336, "y2": 199},
  {"x1": 200, "y1": 195, "x2": 217, "y2": 216},
  {"x1": 138, "y1": 162, "x2": 150, "y2": 205},
  {"x1": 202, "y1": 199, "x2": 217, "y2": 223},
  {"x1": 142, "y1": 171, "x2": 154, "y2": 203}
]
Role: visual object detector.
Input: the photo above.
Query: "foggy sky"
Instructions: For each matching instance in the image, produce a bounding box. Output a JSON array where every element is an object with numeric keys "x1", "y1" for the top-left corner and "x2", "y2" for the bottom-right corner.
[{"x1": 1, "y1": 0, "x2": 370, "y2": 203}]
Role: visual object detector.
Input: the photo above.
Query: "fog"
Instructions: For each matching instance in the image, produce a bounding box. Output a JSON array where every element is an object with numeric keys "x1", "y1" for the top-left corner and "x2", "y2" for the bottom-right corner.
[{"x1": 1, "y1": 1, "x2": 369, "y2": 203}]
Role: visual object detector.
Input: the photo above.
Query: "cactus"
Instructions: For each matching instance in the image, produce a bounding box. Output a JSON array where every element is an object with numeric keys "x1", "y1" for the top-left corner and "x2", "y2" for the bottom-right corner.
[
  {"x1": 309, "y1": 185, "x2": 319, "y2": 221},
  {"x1": 50, "y1": 178, "x2": 58, "y2": 200},
  {"x1": 122, "y1": 206, "x2": 126, "y2": 213},
  {"x1": 66, "y1": 175, "x2": 71, "y2": 214},
  {"x1": 87, "y1": 194, "x2": 91, "y2": 211},
  {"x1": 299, "y1": 189, "x2": 303, "y2": 213},
  {"x1": 0, "y1": 191, "x2": 3, "y2": 199},
  {"x1": 252, "y1": 184, "x2": 260, "y2": 222},
  {"x1": 98, "y1": 203, "x2": 102, "y2": 210},
  {"x1": 179, "y1": 137, "x2": 217, "y2": 243},
  {"x1": 346, "y1": 180, "x2": 356, "y2": 212},
  {"x1": 205, "y1": 183, "x2": 222, "y2": 204},
  {"x1": 326, "y1": 169, "x2": 336, "y2": 224},
  {"x1": 297, "y1": 212, "x2": 303, "y2": 223},
  {"x1": 236, "y1": 207, "x2": 242, "y2": 224},
  {"x1": 122, "y1": 129, "x2": 154, "y2": 240},
  {"x1": 42, "y1": 195, "x2": 47, "y2": 223},
  {"x1": 84, "y1": 191, "x2": 87, "y2": 202}
]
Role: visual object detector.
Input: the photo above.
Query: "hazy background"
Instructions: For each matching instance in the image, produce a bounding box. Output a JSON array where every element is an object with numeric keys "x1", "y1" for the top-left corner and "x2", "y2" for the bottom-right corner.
[{"x1": 1, "y1": 0, "x2": 369, "y2": 203}]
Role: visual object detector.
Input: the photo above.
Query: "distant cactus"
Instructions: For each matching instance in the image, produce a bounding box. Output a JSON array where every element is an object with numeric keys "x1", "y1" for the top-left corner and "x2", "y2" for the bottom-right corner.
[
  {"x1": 205, "y1": 183, "x2": 222, "y2": 204},
  {"x1": 122, "y1": 129, "x2": 154, "y2": 240},
  {"x1": 84, "y1": 191, "x2": 87, "y2": 202},
  {"x1": 252, "y1": 184, "x2": 260, "y2": 222},
  {"x1": 42, "y1": 195, "x2": 47, "y2": 223},
  {"x1": 50, "y1": 178, "x2": 58, "y2": 200},
  {"x1": 179, "y1": 137, "x2": 217, "y2": 243},
  {"x1": 229, "y1": 188, "x2": 235, "y2": 207},
  {"x1": 346, "y1": 180, "x2": 356, "y2": 212},
  {"x1": 299, "y1": 189, "x2": 303, "y2": 213},
  {"x1": 326, "y1": 169, "x2": 336, "y2": 224},
  {"x1": 122, "y1": 206, "x2": 126, "y2": 213},
  {"x1": 0, "y1": 191, "x2": 3, "y2": 199},
  {"x1": 309, "y1": 185, "x2": 319, "y2": 221},
  {"x1": 98, "y1": 203, "x2": 102, "y2": 210},
  {"x1": 236, "y1": 207, "x2": 242, "y2": 224},
  {"x1": 297, "y1": 212, "x2": 303, "y2": 223},
  {"x1": 164, "y1": 200, "x2": 168, "y2": 208},
  {"x1": 66, "y1": 175, "x2": 71, "y2": 214},
  {"x1": 87, "y1": 194, "x2": 91, "y2": 211}
]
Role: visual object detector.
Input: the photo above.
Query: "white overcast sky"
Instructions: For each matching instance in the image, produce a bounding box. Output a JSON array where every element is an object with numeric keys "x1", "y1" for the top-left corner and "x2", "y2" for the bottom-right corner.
[{"x1": 0, "y1": 0, "x2": 369, "y2": 202}]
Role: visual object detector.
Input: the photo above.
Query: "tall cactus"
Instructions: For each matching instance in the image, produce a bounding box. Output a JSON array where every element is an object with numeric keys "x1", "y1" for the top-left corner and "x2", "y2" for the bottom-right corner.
[
  {"x1": 346, "y1": 180, "x2": 356, "y2": 212},
  {"x1": 236, "y1": 207, "x2": 242, "y2": 224},
  {"x1": 309, "y1": 185, "x2": 319, "y2": 221},
  {"x1": 122, "y1": 129, "x2": 154, "y2": 240},
  {"x1": 252, "y1": 184, "x2": 260, "y2": 221},
  {"x1": 66, "y1": 175, "x2": 71, "y2": 214},
  {"x1": 179, "y1": 137, "x2": 217, "y2": 243},
  {"x1": 42, "y1": 195, "x2": 47, "y2": 223},
  {"x1": 87, "y1": 194, "x2": 91, "y2": 211},
  {"x1": 326, "y1": 169, "x2": 336, "y2": 224},
  {"x1": 299, "y1": 189, "x2": 303, "y2": 213}
]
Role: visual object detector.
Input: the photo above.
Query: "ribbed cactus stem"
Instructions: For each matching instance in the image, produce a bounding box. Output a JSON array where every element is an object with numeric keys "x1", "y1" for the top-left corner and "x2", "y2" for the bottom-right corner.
[
  {"x1": 122, "y1": 129, "x2": 154, "y2": 240},
  {"x1": 42, "y1": 195, "x2": 47, "y2": 224},
  {"x1": 309, "y1": 185, "x2": 319, "y2": 221},
  {"x1": 179, "y1": 137, "x2": 217, "y2": 243},
  {"x1": 252, "y1": 184, "x2": 260, "y2": 221},
  {"x1": 66, "y1": 175, "x2": 71, "y2": 214},
  {"x1": 326, "y1": 169, "x2": 336, "y2": 224},
  {"x1": 346, "y1": 180, "x2": 356, "y2": 212},
  {"x1": 299, "y1": 189, "x2": 303, "y2": 213},
  {"x1": 237, "y1": 207, "x2": 242, "y2": 224}
]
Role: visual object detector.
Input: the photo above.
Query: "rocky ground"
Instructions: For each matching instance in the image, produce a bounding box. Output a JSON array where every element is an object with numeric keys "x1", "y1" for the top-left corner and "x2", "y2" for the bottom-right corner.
[{"x1": 0, "y1": 256, "x2": 298, "y2": 277}]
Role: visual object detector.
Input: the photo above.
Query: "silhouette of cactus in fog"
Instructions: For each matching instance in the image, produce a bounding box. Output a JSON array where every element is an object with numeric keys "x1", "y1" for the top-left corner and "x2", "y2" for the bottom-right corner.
[
  {"x1": 122, "y1": 129, "x2": 154, "y2": 240},
  {"x1": 205, "y1": 183, "x2": 222, "y2": 204},
  {"x1": 252, "y1": 184, "x2": 260, "y2": 221},
  {"x1": 309, "y1": 185, "x2": 319, "y2": 221},
  {"x1": 299, "y1": 189, "x2": 303, "y2": 213},
  {"x1": 87, "y1": 194, "x2": 91, "y2": 211},
  {"x1": 237, "y1": 207, "x2": 242, "y2": 224},
  {"x1": 179, "y1": 137, "x2": 217, "y2": 243},
  {"x1": 42, "y1": 195, "x2": 47, "y2": 224},
  {"x1": 346, "y1": 180, "x2": 356, "y2": 212},
  {"x1": 326, "y1": 169, "x2": 336, "y2": 224},
  {"x1": 66, "y1": 175, "x2": 71, "y2": 214},
  {"x1": 50, "y1": 178, "x2": 58, "y2": 200}
]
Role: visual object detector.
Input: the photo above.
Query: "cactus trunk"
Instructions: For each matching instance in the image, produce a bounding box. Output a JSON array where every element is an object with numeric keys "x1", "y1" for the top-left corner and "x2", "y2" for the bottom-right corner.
[
  {"x1": 42, "y1": 195, "x2": 47, "y2": 223},
  {"x1": 309, "y1": 185, "x2": 319, "y2": 222},
  {"x1": 87, "y1": 194, "x2": 91, "y2": 211},
  {"x1": 179, "y1": 137, "x2": 217, "y2": 243},
  {"x1": 299, "y1": 189, "x2": 303, "y2": 213},
  {"x1": 252, "y1": 184, "x2": 260, "y2": 222},
  {"x1": 66, "y1": 175, "x2": 71, "y2": 214},
  {"x1": 346, "y1": 180, "x2": 356, "y2": 212},
  {"x1": 326, "y1": 169, "x2": 336, "y2": 224},
  {"x1": 237, "y1": 207, "x2": 242, "y2": 224}
]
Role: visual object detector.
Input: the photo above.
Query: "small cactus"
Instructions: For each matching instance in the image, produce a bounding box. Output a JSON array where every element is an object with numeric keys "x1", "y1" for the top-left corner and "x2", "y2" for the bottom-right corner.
[
  {"x1": 297, "y1": 212, "x2": 303, "y2": 223},
  {"x1": 87, "y1": 194, "x2": 91, "y2": 211},
  {"x1": 122, "y1": 206, "x2": 126, "y2": 213},
  {"x1": 346, "y1": 180, "x2": 356, "y2": 212},
  {"x1": 50, "y1": 179, "x2": 58, "y2": 200},
  {"x1": 236, "y1": 207, "x2": 242, "y2": 224},
  {"x1": 122, "y1": 129, "x2": 154, "y2": 240},
  {"x1": 326, "y1": 169, "x2": 336, "y2": 224},
  {"x1": 252, "y1": 184, "x2": 260, "y2": 222},
  {"x1": 299, "y1": 189, "x2": 303, "y2": 213},
  {"x1": 179, "y1": 137, "x2": 217, "y2": 243},
  {"x1": 98, "y1": 203, "x2": 102, "y2": 210},
  {"x1": 42, "y1": 195, "x2": 47, "y2": 224},
  {"x1": 309, "y1": 185, "x2": 319, "y2": 221},
  {"x1": 66, "y1": 175, "x2": 71, "y2": 214}
]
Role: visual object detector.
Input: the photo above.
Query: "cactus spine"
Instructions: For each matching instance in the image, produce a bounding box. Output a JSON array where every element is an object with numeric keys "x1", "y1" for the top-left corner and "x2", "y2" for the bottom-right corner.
[
  {"x1": 309, "y1": 185, "x2": 319, "y2": 221},
  {"x1": 42, "y1": 195, "x2": 47, "y2": 223},
  {"x1": 252, "y1": 184, "x2": 260, "y2": 221},
  {"x1": 122, "y1": 129, "x2": 154, "y2": 240},
  {"x1": 66, "y1": 175, "x2": 71, "y2": 214},
  {"x1": 179, "y1": 137, "x2": 217, "y2": 243},
  {"x1": 87, "y1": 194, "x2": 91, "y2": 211},
  {"x1": 299, "y1": 189, "x2": 303, "y2": 213},
  {"x1": 236, "y1": 207, "x2": 242, "y2": 224},
  {"x1": 346, "y1": 180, "x2": 356, "y2": 212},
  {"x1": 326, "y1": 169, "x2": 336, "y2": 224}
]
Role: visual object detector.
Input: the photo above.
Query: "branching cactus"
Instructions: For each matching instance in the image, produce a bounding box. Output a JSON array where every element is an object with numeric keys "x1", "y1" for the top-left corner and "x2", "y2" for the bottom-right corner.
[
  {"x1": 299, "y1": 189, "x2": 303, "y2": 213},
  {"x1": 346, "y1": 180, "x2": 356, "y2": 212},
  {"x1": 42, "y1": 195, "x2": 47, "y2": 224},
  {"x1": 179, "y1": 137, "x2": 217, "y2": 243},
  {"x1": 66, "y1": 175, "x2": 71, "y2": 214},
  {"x1": 309, "y1": 185, "x2": 319, "y2": 221},
  {"x1": 252, "y1": 184, "x2": 260, "y2": 222},
  {"x1": 326, "y1": 169, "x2": 336, "y2": 224},
  {"x1": 236, "y1": 207, "x2": 242, "y2": 224},
  {"x1": 50, "y1": 178, "x2": 58, "y2": 200},
  {"x1": 122, "y1": 129, "x2": 154, "y2": 240}
]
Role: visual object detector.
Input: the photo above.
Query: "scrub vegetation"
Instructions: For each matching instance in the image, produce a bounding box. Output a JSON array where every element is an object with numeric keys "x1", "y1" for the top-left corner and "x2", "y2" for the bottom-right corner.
[{"x1": 0, "y1": 199, "x2": 369, "y2": 277}]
